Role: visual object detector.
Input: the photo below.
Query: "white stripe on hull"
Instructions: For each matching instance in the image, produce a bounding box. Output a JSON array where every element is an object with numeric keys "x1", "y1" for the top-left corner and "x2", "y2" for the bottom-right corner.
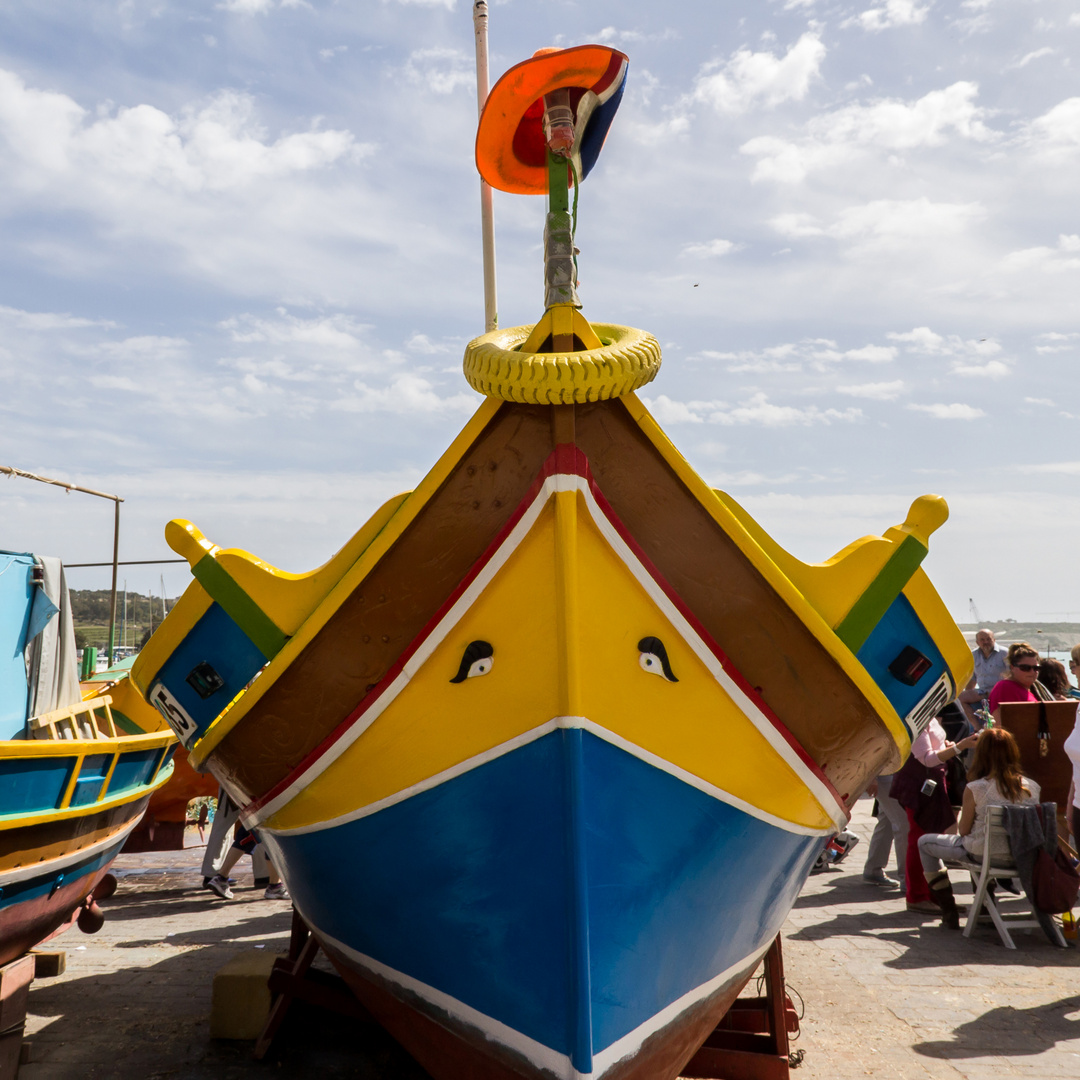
[{"x1": 311, "y1": 921, "x2": 773, "y2": 1080}]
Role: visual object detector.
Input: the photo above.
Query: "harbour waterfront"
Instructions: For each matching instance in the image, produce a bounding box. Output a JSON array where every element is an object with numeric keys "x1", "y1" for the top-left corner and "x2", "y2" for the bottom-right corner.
[{"x1": 17, "y1": 799, "x2": 1080, "y2": 1079}]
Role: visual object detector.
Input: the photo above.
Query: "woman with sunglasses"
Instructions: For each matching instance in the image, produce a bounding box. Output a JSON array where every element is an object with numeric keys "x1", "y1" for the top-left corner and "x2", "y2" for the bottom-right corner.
[{"x1": 988, "y1": 642, "x2": 1051, "y2": 725}]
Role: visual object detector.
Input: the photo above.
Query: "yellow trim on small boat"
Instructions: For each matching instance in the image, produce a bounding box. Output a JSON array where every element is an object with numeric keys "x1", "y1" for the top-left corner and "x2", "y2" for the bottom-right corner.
[{"x1": 0, "y1": 745, "x2": 174, "y2": 829}]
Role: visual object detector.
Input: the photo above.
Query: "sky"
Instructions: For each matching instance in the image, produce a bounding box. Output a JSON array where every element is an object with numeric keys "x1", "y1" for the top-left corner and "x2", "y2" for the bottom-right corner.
[{"x1": 1, "y1": 0, "x2": 1079, "y2": 624}]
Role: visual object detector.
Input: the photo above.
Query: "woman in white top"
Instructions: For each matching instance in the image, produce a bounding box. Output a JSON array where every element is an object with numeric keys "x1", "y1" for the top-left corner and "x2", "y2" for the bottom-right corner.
[
  {"x1": 1064, "y1": 716, "x2": 1080, "y2": 845},
  {"x1": 917, "y1": 727, "x2": 1040, "y2": 929}
]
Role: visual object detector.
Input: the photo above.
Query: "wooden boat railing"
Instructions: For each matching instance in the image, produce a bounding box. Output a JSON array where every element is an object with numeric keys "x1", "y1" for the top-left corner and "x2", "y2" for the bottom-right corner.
[{"x1": 28, "y1": 695, "x2": 119, "y2": 741}]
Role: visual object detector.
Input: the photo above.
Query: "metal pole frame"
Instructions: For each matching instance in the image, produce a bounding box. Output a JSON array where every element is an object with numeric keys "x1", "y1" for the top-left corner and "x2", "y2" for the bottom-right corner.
[
  {"x1": 473, "y1": 0, "x2": 498, "y2": 332},
  {"x1": 1, "y1": 465, "x2": 124, "y2": 666}
]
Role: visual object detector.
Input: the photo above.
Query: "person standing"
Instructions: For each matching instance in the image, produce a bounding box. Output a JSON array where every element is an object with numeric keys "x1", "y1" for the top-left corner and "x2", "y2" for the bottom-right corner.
[{"x1": 862, "y1": 772, "x2": 907, "y2": 889}]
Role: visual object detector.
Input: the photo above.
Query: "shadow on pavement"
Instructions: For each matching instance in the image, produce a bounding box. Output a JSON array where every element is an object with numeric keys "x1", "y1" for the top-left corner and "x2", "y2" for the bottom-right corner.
[
  {"x1": 914, "y1": 996, "x2": 1080, "y2": 1059},
  {"x1": 25, "y1": 938, "x2": 433, "y2": 1079}
]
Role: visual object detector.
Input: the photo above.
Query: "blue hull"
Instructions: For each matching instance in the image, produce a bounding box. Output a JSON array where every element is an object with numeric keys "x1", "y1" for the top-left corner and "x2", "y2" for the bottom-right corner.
[{"x1": 268, "y1": 728, "x2": 821, "y2": 1077}]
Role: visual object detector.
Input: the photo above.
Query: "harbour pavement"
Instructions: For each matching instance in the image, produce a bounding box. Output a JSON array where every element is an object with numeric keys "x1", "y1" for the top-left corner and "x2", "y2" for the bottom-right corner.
[{"x1": 17, "y1": 798, "x2": 1080, "y2": 1079}]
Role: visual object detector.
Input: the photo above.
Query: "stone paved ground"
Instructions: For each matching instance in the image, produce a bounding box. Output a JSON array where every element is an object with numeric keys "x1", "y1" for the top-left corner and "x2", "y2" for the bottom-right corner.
[{"x1": 18, "y1": 802, "x2": 1080, "y2": 1079}]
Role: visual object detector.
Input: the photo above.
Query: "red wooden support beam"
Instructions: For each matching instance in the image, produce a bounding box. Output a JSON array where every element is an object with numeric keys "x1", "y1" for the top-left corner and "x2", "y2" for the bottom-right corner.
[{"x1": 681, "y1": 935, "x2": 797, "y2": 1080}]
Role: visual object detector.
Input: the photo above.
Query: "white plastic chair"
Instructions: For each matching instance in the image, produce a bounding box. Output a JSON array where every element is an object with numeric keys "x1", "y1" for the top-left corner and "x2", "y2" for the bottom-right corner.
[{"x1": 943, "y1": 805, "x2": 1045, "y2": 949}]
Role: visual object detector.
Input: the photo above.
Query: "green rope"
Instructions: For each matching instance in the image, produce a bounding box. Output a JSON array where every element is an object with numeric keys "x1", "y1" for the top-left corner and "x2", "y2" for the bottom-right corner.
[{"x1": 569, "y1": 155, "x2": 580, "y2": 287}]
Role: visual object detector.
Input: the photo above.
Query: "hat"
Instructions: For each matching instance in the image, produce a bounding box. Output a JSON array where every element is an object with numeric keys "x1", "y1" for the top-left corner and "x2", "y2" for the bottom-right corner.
[{"x1": 476, "y1": 45, "x2": 628, "y2": 195}]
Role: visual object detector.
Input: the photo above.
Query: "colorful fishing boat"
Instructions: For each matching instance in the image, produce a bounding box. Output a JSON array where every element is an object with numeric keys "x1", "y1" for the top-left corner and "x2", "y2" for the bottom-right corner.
[
  {"x1": 131, "y1": 43, "x2": 971, "y2": 1080},
  {"x1": 0, "y1": 551, "x2": 175, "y2": 966}
]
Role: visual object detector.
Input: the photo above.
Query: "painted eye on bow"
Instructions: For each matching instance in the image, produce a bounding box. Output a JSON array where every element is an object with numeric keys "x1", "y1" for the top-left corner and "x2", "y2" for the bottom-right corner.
[
  {"x1": 638, "y1": 636, "x2": 678, "y2": 683},
  {"x1": 450, "y1": 640, "x2": 494, "y2": 683}
]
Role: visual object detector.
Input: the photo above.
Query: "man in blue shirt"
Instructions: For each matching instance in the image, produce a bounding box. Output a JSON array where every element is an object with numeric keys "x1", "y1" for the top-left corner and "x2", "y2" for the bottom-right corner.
[{"x1": 958, "y1": 629, "x2": 1007, "y2": 722}]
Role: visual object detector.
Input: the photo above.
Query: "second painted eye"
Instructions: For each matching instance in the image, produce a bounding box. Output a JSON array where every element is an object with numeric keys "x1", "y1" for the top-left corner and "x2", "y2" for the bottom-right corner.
[
  {"x1": 451, "y1": 640, "x2": 494, "y2": 683},
  {"x1": 638, "y1": 636, "x2": 678, "y2": 682}
]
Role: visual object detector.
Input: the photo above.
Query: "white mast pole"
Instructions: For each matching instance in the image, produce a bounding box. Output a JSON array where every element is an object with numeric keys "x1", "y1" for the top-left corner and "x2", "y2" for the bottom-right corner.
[{"x1": 473, "y1": 1, "x2": 498, "y2": 332}]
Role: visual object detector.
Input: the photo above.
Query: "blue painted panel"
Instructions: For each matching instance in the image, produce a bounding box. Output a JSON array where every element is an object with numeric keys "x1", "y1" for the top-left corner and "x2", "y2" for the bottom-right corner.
[
  {"x1": 274, "y1": 730, "x2": 820, "y2": 1066},
  {"x1": 856, "y1": 593, "x2": 946, "y2": 721},
  {"x1": 154, "y1": 603, "x2": 266, "y2": 742},
  {"x1": 0, "y1": 552, "x2": 35, "y2": 740},
  {"x1": 69, "y1": 754, "x2": 114, "y2": 807},
  {"x1": 279, "y1": 731, "x2": 575, "y2": 1059},
  {"x1": 107, "y1": 749, "x2": 162, "y2": 796},
  {"x1": 0, "y1": 756, "x2": 77, "y2": 817},
  {"x1": 580, "y1": 733, "x2": 816, "y2": 1053}
]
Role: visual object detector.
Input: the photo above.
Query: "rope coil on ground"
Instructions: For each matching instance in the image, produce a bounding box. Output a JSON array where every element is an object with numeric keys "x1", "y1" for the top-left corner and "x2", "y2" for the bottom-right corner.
[{"x1": 462, "y1": 323, "x2": 662, "y2": 404}]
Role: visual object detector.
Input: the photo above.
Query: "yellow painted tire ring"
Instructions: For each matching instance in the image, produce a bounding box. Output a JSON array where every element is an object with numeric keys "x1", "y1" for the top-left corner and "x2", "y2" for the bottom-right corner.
[{"x1": 463, "y1": 324, "x2": 662, "y2": 404}]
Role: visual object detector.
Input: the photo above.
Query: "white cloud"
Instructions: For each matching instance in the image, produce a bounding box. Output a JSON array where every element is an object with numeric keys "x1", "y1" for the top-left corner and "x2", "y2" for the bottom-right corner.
[
  {"x1": 218, "y1": 0, "x2": 312, "y2": 13},
  {"x1": 950, "y1": 359, "x2": 1009, "y2": 378},
  {"x1": 1024, "y1": 98, "x2": 1080, "y2": 154},
  {"x1": 218, "y1": 0, "x2": 274, "y2": 12},
  {"x1": 692, "y1": 32, "x2": 825, "y2": 114},
  {"x1": 713, "y1": 393, "x2": 863, "y2": 427},
  {"x1": 1035, "y1": 331, "x2": 1080, "y2": 354},
  {"x1": 1000, "y1": 234, "x2": 1080, "y2": 274},
  {"x1": 680, "y1": 238, "x2": 741, "y2": 258},
  {"x1": 772, "y1": 198, "x2": 985, "y2": 250},
  {"x1": 331, "y1": 373, "x2": 478, "y2": 414},
  {"x1": 742, "y1": 82, "x2": 993, "y2": 183},
  {"x1": 907, "y1": 403, "x2": 986, "y2": 419},
  {"x1": 319, "y1": 46, "x2": 348, "y2": 61},
  {"x1": 640, "y1": 394, "x2": 708, "y2": 424},
  {"x1": 386, "y1": 0, "x2": 455, "y2": 7},
  {"x1": 888, "y1": 327, "x2": 1003, "y2": 359},
  {"x1": 836, "y1": 380, "x2": 905, "y2": 400},
  {"x1": 642, "y1": 391, "x2": 863, "y2": 427},
  {"x1": 849, "y1": 1, "x2": 931, "y2": 32},
  {"x1": 1010, "y1": 47, "x2": 1055, "y2": 70},
  {"x1": 403, "y1": 47, "x2": 475, "y2": 95},
  {"x1": 594, "y1": 26, "x2": 679, "y2": 45},
  {"x1": 221, "y1": 310, "x2": 371, "y2": 352},
  {"x1": 0, "y1": 305, "x2": 116, "y2": 331},
  {"x1": 0, "y1": 71, "x2": 359, "y2": 193}
]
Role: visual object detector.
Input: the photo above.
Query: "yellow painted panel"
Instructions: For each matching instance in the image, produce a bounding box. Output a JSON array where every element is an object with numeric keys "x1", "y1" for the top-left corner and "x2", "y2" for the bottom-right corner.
[
  {"x1": 266, "y1": 501, "x2": 563, "y2": 831},
  {"x1": 573, "y1": 497, "x2": 834, "y2": 831},
  {"x1": 267, "y1": 490, "x2": 834, "y2": 834}
]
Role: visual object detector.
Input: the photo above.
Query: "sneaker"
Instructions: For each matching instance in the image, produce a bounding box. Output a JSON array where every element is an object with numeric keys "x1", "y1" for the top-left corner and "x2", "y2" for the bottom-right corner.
[
  {"x1": 862, "y1": 868, "x2": 899, "y2": 888},
  {"x1": 207, "y1": 875, "x2": 234, "y2": 900},
  {"x1": 263, "y1": 882, "x2": 289, "y2": 900}
]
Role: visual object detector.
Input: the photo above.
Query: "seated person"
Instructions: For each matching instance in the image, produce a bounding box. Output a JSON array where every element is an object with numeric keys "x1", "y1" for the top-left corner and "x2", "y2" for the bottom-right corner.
[
  {"x1": 916, "y1": 727, "x2": 1040, "y2": 928},
  {"x1": 988, "y1": 642, "x2": 1046, "y2": 723},
  {"x1": 1038, "y1": 657, "x2": 1073, "y2": 701}
]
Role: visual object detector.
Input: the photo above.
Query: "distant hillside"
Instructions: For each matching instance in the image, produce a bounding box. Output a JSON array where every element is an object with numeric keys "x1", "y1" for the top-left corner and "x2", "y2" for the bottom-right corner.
[
  {"x1": 70, "y1": 589, "x2": 176, "y2": 651},
  {"x1": 957, "y1": 622, "x2": 1080, "y2": 653}
]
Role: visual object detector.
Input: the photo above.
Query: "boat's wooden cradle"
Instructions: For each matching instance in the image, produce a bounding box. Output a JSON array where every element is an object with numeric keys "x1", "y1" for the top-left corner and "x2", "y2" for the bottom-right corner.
[{"x1": 253, "y1": 907, "x2": 801, "y2": 1080}]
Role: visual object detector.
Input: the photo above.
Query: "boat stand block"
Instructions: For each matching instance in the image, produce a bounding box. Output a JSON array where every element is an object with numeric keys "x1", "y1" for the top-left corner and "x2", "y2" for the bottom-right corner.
[
  {"x1": 210, "y1": 951, "x2": 285, "y2": 1040},
  {"x1": 0, "y1": 956, "x2": 35, "y2": 1034},
  {"x1": 29, "y1": 951, "x2": 65, "y2": 979}
]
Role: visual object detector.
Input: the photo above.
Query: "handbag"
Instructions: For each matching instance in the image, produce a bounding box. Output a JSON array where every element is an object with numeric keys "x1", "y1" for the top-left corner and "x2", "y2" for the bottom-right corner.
[
  {"x1": 891, "y1": 752, "x2": 955, "y2": 833},
  {"x1": 1031, "y1": 806, "x2": 1080, "y2": 914}
]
